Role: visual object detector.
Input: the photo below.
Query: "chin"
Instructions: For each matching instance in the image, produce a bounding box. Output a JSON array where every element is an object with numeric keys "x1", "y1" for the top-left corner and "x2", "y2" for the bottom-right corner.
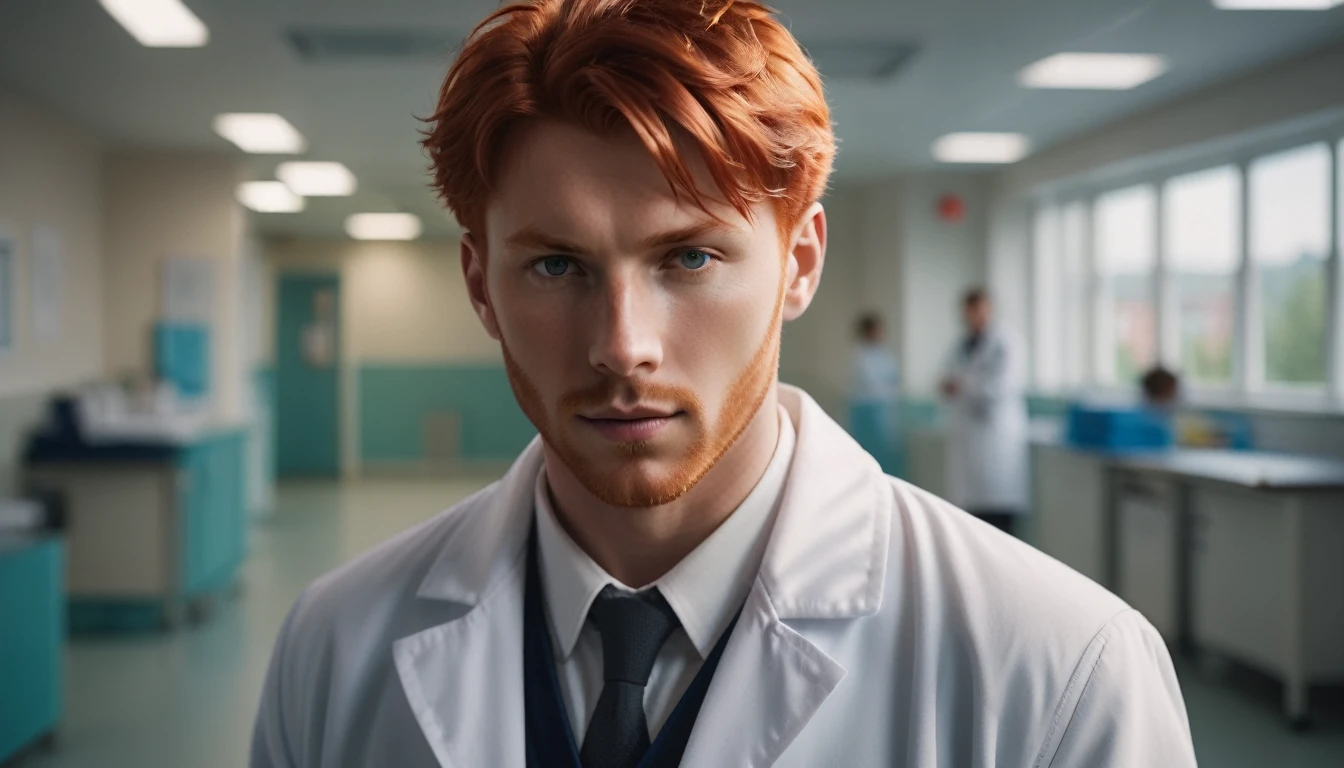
[{"x1": 561, "y1": 442, "x2": 707, "y2": 509}]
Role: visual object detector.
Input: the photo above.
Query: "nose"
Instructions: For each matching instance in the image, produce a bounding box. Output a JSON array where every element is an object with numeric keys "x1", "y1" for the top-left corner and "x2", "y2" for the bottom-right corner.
[{"x1": 589, "y1": 272, "x2": 663, "y2": 378}]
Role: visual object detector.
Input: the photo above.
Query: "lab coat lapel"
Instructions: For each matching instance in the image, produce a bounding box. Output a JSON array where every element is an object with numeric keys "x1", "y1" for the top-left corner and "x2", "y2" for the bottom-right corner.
[
  {"x1": 681, "y1": 387, "x2": 894, "y2": 766},
  {"x1": 678, "y1": 581, "x2": 847, "y2": 766},
  {"x1": 392, "y1": 438, "x2": 545, "y2": 768}
]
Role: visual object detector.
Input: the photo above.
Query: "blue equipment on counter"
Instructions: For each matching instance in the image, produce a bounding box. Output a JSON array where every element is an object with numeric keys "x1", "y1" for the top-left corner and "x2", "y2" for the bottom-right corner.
[{"x1": 1065, "y1": 404, "x2": 1174, "y2": 451}]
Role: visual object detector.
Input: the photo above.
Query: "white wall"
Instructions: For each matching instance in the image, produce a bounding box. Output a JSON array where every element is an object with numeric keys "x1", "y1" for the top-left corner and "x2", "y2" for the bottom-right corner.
[
  {"x1": 781, "y1": 186, "x2": 864, "y2": 416},
  {"x1": 264, "y1": 238, "x2": 500, "y2": 366},
  {"x1": 102, "y1": 150, "x2": 249, "y2": 421},
  {"x1": 783, "y1": 173, "x2": 993, "y2": 418},
  {"x1": 0, "y1": 86, "x2": 104, "y2": 399},
  {"x1": 892, "y1": 174, "x2": 990, "y2": 395},
  {"x1": 0, "y1": 86, "x2": 104, "y2": 493}
]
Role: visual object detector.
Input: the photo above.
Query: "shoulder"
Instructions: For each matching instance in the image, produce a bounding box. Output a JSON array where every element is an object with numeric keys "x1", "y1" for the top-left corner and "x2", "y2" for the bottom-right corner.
[
  {"x1": 887, "y1": 477, "x2": 1129, "y2": 650},
  {"x1": 279, "y1": 480, "x2": 502, "y2": 651},
  {"x1": 879, "y1": 477, "x2": 1175, "y2": 740}
]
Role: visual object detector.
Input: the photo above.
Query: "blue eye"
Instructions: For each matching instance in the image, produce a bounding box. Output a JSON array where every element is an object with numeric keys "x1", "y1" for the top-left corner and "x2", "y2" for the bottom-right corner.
[
  {"x1": 535, "y1": 256, "x2": 572, "y2": 277},
  {"x1": 678, "y1": 250, "x2": 712, "y2": 270}
]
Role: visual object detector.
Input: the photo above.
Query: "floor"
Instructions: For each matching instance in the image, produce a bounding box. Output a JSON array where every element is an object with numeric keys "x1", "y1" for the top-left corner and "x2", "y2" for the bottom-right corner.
[{"x1": 16, "y1": 477, "x2": 1344, "y2": 768}]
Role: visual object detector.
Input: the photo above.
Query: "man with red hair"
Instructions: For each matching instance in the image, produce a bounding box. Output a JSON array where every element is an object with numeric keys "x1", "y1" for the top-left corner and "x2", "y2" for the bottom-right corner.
[{"x1": 253, "y1": 2, "x2": 1197, "y2": 766}]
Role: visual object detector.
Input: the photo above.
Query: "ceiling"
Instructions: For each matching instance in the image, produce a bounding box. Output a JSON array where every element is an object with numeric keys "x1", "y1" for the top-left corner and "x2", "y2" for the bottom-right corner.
[{"x1": 3, "y1": 0, "x2": 1344, "y2": 238}]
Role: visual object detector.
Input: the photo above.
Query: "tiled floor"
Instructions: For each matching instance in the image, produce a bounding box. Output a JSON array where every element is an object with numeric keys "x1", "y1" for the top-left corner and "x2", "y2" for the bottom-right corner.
[{"x1": 16, "y1": 477, "x2": 1344, "y2": 767}]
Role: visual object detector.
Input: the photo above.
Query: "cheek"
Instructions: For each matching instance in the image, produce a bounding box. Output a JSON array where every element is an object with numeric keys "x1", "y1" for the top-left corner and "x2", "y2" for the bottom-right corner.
[
  {"x1": 667, "y1": 267, "x2": 780, "y2": 388},
  {"x1": 491, "y1": 275, "x2": 577, "y2": 380}
]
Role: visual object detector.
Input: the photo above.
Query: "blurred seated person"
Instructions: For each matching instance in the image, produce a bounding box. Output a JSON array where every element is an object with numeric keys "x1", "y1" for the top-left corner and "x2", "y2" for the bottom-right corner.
[{"x1": 1140, "y1": 366, "x2": 1180, "y2": 408}]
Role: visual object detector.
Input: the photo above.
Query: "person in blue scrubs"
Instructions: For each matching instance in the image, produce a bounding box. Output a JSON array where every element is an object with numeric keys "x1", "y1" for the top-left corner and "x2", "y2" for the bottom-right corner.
[{"x1": 848, "y1": 313, "x2": 901, "y2": 475}]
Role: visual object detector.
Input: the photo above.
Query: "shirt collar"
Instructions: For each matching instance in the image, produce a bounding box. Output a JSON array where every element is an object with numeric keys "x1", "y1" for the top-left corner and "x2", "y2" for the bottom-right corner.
[{"x1": 534, "y1": 404, "x2": 797, "y2": 659}]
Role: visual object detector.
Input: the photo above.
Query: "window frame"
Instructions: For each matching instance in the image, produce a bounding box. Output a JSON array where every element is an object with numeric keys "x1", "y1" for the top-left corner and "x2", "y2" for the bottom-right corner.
[{"x1": 1028, "y1": 114, "x2": 1344, "y2": 412}]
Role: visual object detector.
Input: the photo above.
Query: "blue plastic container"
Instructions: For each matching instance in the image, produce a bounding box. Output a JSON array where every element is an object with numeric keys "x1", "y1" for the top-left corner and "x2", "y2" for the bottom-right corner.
[{"x1": 1065, "y1": 404, "x2": 1174, "y2": 451}]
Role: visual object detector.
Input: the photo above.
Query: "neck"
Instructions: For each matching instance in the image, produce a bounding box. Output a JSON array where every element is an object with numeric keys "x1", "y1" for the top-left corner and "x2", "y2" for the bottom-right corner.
[{"x1": 542, "y1": 386, "x2": 782, "y2": 588}]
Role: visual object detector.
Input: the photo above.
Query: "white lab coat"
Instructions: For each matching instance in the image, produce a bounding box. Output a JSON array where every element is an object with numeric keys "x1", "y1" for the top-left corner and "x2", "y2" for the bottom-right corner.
[
  {"x1": 941, "y1": 326, "x2": 1029, "y2": 512},
  {"x1": 252, "y1": 386, "x2": 1195, "y2": 768}
]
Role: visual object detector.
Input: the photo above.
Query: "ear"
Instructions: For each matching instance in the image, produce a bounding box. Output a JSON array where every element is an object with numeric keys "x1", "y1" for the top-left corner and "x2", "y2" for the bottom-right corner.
[
  {"x1": 461, "y1": 232, "x2": 501, "y2": 340},
  {"x1": 781, "y1": 202, "x2": 826, "y2": 322}
]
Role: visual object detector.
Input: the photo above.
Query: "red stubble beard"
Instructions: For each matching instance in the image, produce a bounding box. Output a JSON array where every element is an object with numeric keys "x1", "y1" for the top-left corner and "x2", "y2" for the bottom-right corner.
[{"x1": 500, "y1": 285, "x2": 784, "y2": 509}]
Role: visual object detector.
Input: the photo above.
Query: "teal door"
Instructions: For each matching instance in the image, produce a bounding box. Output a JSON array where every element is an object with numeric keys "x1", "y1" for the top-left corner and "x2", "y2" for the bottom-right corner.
[{"x1": 276, "y1": 274, "x2": 341, "y2": 477}]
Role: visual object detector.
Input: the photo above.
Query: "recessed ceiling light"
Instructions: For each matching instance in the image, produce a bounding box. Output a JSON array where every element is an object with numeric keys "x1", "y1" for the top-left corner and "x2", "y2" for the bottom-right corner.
[
  {"x1": 932, "y1": 133, "x2": 1030, "y2": 164},
  {"x1": 99, "y1": 0, "x2": 208, "y2": 47},
  {"x1": 212, "y1": 114, "x2": 306, "y2": 154},
  {"x1": 1019, "y1": 53, "x2": 1167, "y2": 90},
  {"x1": 237, "y1": 182, "x2": 304, "y2": 213},
  {"x1": 346, "y1": 213, "x2": 422, "y2": 241},
  {"x1": 1212, "y1": 0, "x2": 1343, "y2": 9},
  {"x1": 277, "y1": 162, "x2": 358, "y2": 196}
]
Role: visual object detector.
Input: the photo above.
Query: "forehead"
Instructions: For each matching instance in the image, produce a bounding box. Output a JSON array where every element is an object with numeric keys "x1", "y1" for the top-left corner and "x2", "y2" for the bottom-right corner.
[{"x1": 485, "y1": 120, "x2": 770, "y2": 246}]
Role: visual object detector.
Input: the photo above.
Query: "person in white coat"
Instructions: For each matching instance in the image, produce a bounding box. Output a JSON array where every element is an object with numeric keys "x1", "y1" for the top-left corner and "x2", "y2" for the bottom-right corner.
[
  {"x1": 252, "y1": 2, "x2": 1197, "y2": 766},
  {"x1": 940, "y1": 289, "x2": 1030, "y2": 536}
]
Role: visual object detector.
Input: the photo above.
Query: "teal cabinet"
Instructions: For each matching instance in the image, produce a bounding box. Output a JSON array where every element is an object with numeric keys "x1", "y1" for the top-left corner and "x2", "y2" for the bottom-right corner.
[
  {"x1": 26, "y1": 426, "x2": 249, "y2": 633},
  {"x1": 180, "y1": 430, "x2": 247, "y2": 597},
  {"x1": 0, "y1": 536, "x2": 64, "y2": 761}
]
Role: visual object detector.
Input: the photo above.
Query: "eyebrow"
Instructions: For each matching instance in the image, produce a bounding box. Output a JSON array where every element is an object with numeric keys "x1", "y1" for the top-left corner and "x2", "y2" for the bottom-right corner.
[{"x1": 502, "y1": 220, "x2": 741, "y2": 254}]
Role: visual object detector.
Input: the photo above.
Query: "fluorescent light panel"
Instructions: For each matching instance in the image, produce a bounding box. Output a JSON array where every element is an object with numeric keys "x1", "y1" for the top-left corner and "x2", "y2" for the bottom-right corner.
[
  {"x1": 212, "y1": 113, "x2": 306, "y2": 154},
  {"x1": 99, "y1": 0, "x2": 208, "y2": 47},
  {"x1": 238, "y1": 182, "x2": 304, "y2": 213},
  {"x1": 277, "y1": 162, "x2": 357, "y2": 196},
  {"x1": 346, "y1": 213, "x2": 422, "y2": 241},
  {"x1": 933, "y1": 133, "x2": 1030, "y2": 164},
  {"x1": 1020, "y1": 53, "x2": 1167, "y2": 90},
  {"x1": 1212, "y1": 0, "x2": 1343, "y2": 9}
]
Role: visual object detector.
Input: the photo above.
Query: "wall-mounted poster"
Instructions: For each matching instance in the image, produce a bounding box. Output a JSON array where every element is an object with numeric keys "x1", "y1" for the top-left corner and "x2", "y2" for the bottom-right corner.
[
  {"x1": 0, "y1": 236, "x2": 13, "y2": 352},
  {"x1": 161, "y1": 257, "x2": 215, "y2": 323},
  {"x1": 31, "y1": 224, "x2": 63, "y2": 342}
]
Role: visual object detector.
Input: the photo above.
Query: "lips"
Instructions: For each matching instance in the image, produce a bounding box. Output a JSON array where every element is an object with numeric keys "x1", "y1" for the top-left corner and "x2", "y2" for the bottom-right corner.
[
  {"x1": 579, "y1": 409, "x2": 682, "y2": 442},
  {"x1": 584, "y1": 406, "x2": 678, "y2": 420}
]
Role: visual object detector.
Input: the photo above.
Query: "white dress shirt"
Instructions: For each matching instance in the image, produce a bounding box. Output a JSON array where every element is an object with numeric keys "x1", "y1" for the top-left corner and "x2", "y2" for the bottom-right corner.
[{"x1": 533, "y1": 404, "x2": 796, "y2": 745}]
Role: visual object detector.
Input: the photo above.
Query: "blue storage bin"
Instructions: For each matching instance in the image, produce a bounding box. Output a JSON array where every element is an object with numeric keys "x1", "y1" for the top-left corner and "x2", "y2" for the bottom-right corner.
[{"x1": 1065, "y1": 404, "x2": 1174, "y2": 451}]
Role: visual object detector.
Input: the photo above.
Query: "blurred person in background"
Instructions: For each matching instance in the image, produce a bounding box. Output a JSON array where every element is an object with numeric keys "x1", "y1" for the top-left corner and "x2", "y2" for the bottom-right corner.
[
  {"x1": 1141, "y1": 365, "x2": 1181, "y2": 408},
  {"x1": 252, "y1": 2, "x2": 1195, "y2": 766},
  {"x1": 848, "y1": 312, "x2": 900, "y2": 474},
  {"x1": 940, "y1": 288, "x2": 1029, "y2": 536}
]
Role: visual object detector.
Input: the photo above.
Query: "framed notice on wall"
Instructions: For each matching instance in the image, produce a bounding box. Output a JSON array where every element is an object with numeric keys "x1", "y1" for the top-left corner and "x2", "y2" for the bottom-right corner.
[
  {"x1": 161, "y1": 257, "x2": 215, "y2": 323},
  {"x1": 31, "y1": 224, "x2": 63, "y2": 342},
  {"x1": 0, "y1": 236, "x2": 13, "y2": 352}
]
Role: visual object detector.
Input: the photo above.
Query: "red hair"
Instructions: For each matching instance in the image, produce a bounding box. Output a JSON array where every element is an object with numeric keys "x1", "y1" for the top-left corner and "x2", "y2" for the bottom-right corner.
[{"x1": 422, "y1": 0, "x2": 835, "y2": 236}]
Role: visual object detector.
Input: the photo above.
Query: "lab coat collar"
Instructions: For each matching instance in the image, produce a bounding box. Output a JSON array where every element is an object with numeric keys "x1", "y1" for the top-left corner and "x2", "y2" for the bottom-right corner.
[
  {"x1": 413, "y1": 384, "x2": 892, "y2": 619},
  {"x1": 764, "y1": 385, "x2": 892, "y2": 620},
  {"x1": 413, "y1": 437, "x2": 544, "y2": 605}
]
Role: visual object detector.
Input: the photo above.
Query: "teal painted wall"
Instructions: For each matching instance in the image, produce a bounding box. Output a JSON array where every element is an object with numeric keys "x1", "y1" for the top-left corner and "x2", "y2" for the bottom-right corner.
[{"x1": 359, "y1": 364, "x2": 537, "y2": 463}]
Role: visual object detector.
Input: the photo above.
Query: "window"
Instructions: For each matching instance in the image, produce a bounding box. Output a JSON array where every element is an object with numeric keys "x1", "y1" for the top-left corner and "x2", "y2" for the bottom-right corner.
[
  {"x1": 1094, "y1": 185, "x2": 1157, "y2": 384},
  {"x1": 1164, "y1": 166, "x2": 1240, "y2": 385},
  {"x1": 1060, "y1": 202, "x2": 1089, "y2": 386},
  {"x1": 1249, "y1": 143, "x2": 1331, "y2": 387},
  {"x1": 1032, "y1": 204, "x2": 1062, "y2": 389}
]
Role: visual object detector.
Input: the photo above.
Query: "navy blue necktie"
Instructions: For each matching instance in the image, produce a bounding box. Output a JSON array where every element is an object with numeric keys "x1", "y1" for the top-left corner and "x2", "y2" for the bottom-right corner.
[{"x1": 579, "y1": 585, "x2": 680, "y2": 768}]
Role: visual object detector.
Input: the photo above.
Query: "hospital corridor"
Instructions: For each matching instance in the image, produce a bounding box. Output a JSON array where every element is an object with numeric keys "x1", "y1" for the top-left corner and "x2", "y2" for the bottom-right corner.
[{"x1": 4, "y1": 1, "x2": 1344, "y2": 767}]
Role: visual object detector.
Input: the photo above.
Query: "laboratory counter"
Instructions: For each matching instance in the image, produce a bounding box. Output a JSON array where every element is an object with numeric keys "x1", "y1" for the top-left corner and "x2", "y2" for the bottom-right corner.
[
  {"x1": 1033, "y1": 441, "x2": 1344, "y2": 728},
  {"x1": 22, "y1": 421, "x2": 249, "y2": 632}
]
